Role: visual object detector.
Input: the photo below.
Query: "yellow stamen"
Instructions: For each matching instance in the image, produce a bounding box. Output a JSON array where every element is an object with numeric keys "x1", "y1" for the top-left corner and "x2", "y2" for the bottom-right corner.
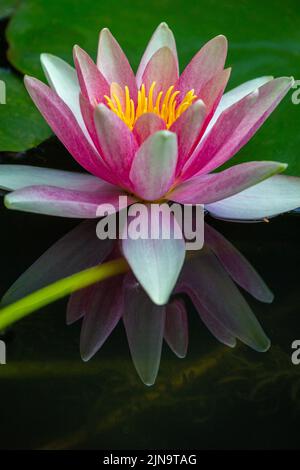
[{"x1": 104, "y1": 82, "x2": 197, "y2": 130}]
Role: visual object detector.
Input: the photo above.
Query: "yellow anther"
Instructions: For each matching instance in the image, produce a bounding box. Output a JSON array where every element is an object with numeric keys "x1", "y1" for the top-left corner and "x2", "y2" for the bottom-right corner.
[{"x1": 104, "y1": 82, "x2": 197, "y2": 130}]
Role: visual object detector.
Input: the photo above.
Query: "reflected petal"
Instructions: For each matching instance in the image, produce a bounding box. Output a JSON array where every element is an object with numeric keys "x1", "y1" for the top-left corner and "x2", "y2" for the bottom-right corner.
[
  {"x1": 165, "y1": 299, "x2": 188, "y2": 358},
  {"x1": 123, "y1": 274, "x2": 165, "y2": 386},
  {"x1": 205, "y1": 223, "x2": 274, "y2": 302},
  {"x1": 2, "y1": 220, "x2": 113, "y2": 305}
]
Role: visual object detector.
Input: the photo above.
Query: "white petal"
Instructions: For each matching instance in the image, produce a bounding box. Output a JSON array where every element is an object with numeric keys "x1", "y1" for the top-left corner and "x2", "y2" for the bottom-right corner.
[
  {"x1": 41, "y1": 53, "x2": 93, "y2": 143},
  {"x1": 206, "y1": 175, "x2": 300, "y2": 221},
  {"x1": 0, "y1": 165, "x2": 109, "y2": 192}
]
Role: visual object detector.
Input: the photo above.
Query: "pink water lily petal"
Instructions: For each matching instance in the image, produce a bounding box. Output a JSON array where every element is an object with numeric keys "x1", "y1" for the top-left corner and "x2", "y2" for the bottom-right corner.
[
  {"x1": 197, "y1": 68, "x2": 231, "y2": 132},
  {"x1": 80, "y1": 277, "x2": 124, "y2": 361},
  {"x1": 66, "y1": 287, "x2": 92, "y2": 325},
  {"x1": 94, "y1": 104, "x2": 138, "y2": 187},
  {"x1": 183, "y1": 77, "x2": 294, "y2": 178},
  {"x1": 206, "y1": 175, "x2": 300, "y2": 221},
  {"x1": 164, "y1": 299, "x2": 188, "y2": 358},
  {"x1": 141, "y1": 47, "x2": 178, "y2": 99},
  {"x1": 79, "y1": 93, "x2": 101, "y2": 150},
  {"x1": 0, "y1": 165, "x2": 110, "y2": 192},
  {"x1": 133, "y1": 113, "x2": 166, "y2": 145},
  {"x1": 24, "y1": 76, "x2": 115, "y2": 184},
  {"x1": 123, "y1": 274, "x2": 166, "y2": 386},
  {"x1": 176, "y1": 35, "x2": 227, "y2": 101},
  {"x1": 170, "y1": 161, "x2": 286, "y2": 205},
  {"x1": 5, "y1": 184, "x2": 133, "y2": 218},
  {"x1": 122, "y1": 204, "x2": 185, "y2": 305},
  {"x1": 73, "y1": 45, "x2": 109, "y2": 105},
  {"x1": 130, "y1": 130, "x2": 178, "y2": 200},
  {"x1": 179, "y1": 249, "x2": 270, "y2": 352},
  {"x1": 2, "y1": 220, "x2": 113, "y2": 306},
  {"x1": 170, "y1": 100, "x2": 206, "y2": 174},
  {"x1": 136, "y1": 22, "x2": 178, "y2": 88},
  {"x1": 40, "y1": 53, "x2": 90, "y2": 137},
  {"x1": 204, "y1": 76, "x2": 274, "y2": 138},
  {"x1": 185, "y1": 288, "x2": 236, "y2": 348},
  {"x1": 97, "y1": 28, "x2": 137, "y2": 100},
  {"x1": 205, "y1": 223, "x2": 274, "y2": 302}
]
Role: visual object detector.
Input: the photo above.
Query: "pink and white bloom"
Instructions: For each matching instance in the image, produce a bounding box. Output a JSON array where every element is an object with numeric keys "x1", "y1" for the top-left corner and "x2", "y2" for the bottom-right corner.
[{"x1": 1, "y1": 22, "x2": 300, "y2": 304}]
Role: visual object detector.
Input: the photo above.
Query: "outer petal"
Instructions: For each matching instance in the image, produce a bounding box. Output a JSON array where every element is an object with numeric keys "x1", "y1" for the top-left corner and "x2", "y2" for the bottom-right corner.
[
  {"x1": 2, "y1": 220, "x2": 113, "y2": 305},
  {"x1": 0, "y1": 165, "x2": 110, "y2": 192},
  {"x1": 130, "y1": 130, "x2": 178, "y2": 200},
  {"x1": 178, "y1": 248, "x2": 270, "y2": 352},
  {"x1": 170, "y1": 161, "x2": 286, "y2": 204},
  {"x1": 97, "y1": 28, "x2": 137, "y2": 99},
  {"x1": 164, "y1": 299, "x2": 188, "y2": 358},
  {"x1": 24, "y1": 76, "x2": 115, "y2": 184},
  {"x1": 122, "y1": 204, "x2": 186, "y2": 305},
  {"x1": 205, "y1": 223, "x2": 274, "y2": 302},
  {"x1": 94, "y1": 104, "x2": 138, "y2": 186},
  {"x1": 80, "y1": 277, "x2": 124, "y2": 361},
  {"x1": 73, "y1": 45, "x2": 109, "y2": 105},
  {"x1": 204, "y1": 76, "x2": 274, "y2": 137},
  {"x1": 133, "y1": 113, "x2": 166, "y2": 145},
  {"x1": 40, "y1": 53, "x2": 85, "y2": 133},
  {"x1": 123, "y1": 274, "x2": 166, "y2": 386},
  {"x1": 206, "y1": 174, "x2": 300, "y2": 221},
  {"x1": 4, "y1": 184, "x2": 133, "y2": 218},
  {"x1": 136, "y1": 22, "x2": 178, "y2": 87},
  {"x1": 141, "y1": 47, "x2": 178, "y2": 99},
  {"x1": 183, "y1": 77, "x2": 294, "y2": 178},
  {"x1": 176, "y1": 35, "x2": 227, "y2": 101},
  {"x1": 170, "y1": 100, "x2": 206, "y2": 173}
]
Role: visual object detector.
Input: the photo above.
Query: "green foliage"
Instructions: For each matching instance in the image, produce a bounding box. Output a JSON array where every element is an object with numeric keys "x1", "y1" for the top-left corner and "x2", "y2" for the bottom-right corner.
[
  {"x1": 0, "y1": 0, "x2": 20, "y2": 19},
  {"x1": 0, "y1": 68, "x2": 51, "y2": 151}
]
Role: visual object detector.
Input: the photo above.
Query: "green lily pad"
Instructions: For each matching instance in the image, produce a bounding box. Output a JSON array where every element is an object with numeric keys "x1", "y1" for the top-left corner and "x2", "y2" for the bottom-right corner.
[
  {"x1": 0, "y1": 68, "x2": 51, "y2": 152},
  {"x1": 4, "y1": 0, "x2": 300, "y2": 173},
  {"x1": 0, "y1": 0, "x2": 20, "y2": 19}
]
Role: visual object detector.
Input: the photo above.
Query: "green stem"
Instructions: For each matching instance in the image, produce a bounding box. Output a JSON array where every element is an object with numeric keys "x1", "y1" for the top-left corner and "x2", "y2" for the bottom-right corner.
[{"x1": 0, "y1": 258, "x2": 129, "y2": 330}]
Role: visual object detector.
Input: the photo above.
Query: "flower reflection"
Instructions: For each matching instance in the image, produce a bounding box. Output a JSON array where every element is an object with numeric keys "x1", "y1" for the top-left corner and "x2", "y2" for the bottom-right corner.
[{"x1": 2, "y1": 221, "x2": 273, "y2": 385}]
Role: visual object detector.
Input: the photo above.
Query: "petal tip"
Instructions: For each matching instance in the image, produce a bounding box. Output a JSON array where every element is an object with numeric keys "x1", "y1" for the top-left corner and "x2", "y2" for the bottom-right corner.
[
  {"x1": 158, "y1": 21, "x2": 170, "y2": 30},
  {"x1": 257, "y1": 338, "x2": 271, "y2": 353}
]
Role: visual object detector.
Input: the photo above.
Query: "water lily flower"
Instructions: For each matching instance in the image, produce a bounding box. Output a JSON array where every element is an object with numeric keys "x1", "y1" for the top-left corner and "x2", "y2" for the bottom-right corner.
[
  {"x1": 1, "y1": 22, "x2": 300, "y2": 304},
  {"x1": 2, "y1": 221, "x2": 273, "y2": 385}
]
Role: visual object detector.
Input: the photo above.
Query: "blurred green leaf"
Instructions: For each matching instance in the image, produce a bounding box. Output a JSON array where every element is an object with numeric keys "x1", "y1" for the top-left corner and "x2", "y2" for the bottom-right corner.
[
  {"x1": 0, "y1": 0, "x2": 20, "y2": 19},
  {"x1": 0, "y1": 68, "x2": 51, "y2": 151},
  {"x1": 4, "y1": 0, "x2": 300, "y2": 172}
]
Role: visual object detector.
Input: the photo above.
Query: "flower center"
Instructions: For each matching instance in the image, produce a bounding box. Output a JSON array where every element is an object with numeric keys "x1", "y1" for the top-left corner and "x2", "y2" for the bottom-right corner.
[{"x1": 104, "y1": 82, "x2": 197, "y2": 130}]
